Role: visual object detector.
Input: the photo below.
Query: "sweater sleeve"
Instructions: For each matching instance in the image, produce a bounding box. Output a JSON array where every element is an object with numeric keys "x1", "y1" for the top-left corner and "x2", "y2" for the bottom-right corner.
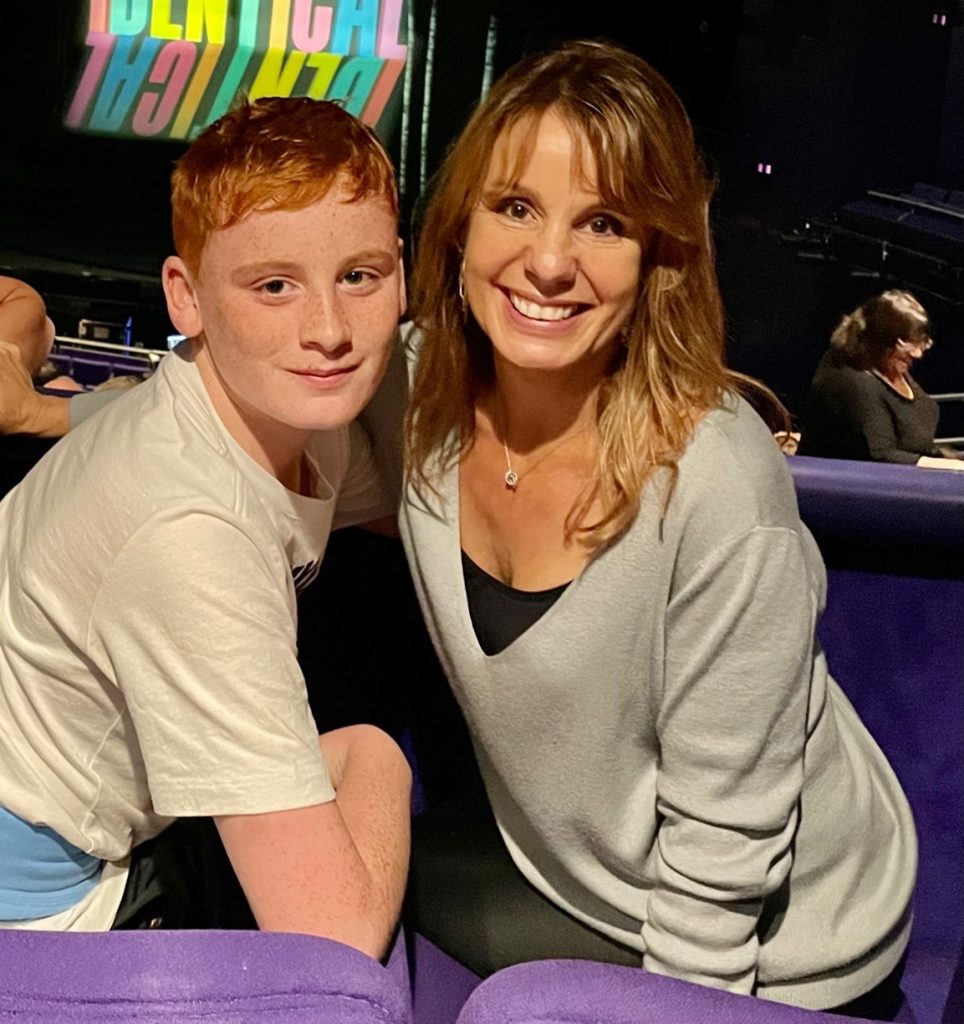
[{"x1": 642, "y1": 526, "x2": 817, "y2": 994}]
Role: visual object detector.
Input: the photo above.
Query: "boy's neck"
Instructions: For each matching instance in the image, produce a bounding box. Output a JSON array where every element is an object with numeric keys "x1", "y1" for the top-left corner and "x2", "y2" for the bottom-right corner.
[{"x1": 192, "y1": 345, "x2": 312, "y2": 492}]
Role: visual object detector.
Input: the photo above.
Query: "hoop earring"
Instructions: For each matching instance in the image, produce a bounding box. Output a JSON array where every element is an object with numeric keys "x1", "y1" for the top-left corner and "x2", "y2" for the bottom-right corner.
[{"x1": 458, "y1": 261, "x2": 467, "y2": 319}]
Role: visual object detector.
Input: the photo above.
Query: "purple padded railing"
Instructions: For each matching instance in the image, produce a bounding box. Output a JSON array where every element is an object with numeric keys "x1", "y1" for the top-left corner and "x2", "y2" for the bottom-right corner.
[
  {"x1": 454, "y1": 960, "x2": 862, "y2": 1024},
  {"x1": 787, "y1": 455, "x2": 964, "y2": 547},
  {"x1": 0, "y1": 929, "x2": 413, "y2": 1024},
  {"x1": 788, "y1": 455, "x2": 963, "y2": 1023}
]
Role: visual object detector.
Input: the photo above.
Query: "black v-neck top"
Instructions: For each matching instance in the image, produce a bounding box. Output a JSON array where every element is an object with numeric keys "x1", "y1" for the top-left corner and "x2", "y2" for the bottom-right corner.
[{"x1": 461, "y1": 550, "x2": 570, "y2": 656}]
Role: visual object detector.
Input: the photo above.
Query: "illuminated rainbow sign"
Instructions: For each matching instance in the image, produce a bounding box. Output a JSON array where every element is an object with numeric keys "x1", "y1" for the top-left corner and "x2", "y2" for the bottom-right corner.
[{"x1": 66, "y1": 0, "x2": 408, "y2": 141}]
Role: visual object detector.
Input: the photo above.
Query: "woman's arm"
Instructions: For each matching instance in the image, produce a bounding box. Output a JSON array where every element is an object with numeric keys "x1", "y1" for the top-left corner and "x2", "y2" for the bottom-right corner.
[{"x1": 643, "y1": 526, "x2": 815, "y2": 993}]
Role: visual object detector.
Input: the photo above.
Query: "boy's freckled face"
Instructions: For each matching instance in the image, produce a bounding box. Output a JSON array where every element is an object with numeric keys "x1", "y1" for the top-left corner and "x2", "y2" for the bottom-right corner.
[{"x1": 190, "y1": 186, "x2": 404, "y2": 437}]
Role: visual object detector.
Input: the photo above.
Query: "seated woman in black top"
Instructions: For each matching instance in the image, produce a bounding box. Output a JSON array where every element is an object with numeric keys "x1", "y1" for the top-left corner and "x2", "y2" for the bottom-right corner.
[{"x1": 798, "y1": 289, "x2": 963, "y2": 470}]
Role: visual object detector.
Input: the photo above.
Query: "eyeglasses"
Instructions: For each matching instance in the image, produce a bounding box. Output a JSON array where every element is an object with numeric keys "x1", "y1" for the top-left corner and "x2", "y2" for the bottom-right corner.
[{"x1": 895, "y1": 336, "x2": 933, "y2": 354}]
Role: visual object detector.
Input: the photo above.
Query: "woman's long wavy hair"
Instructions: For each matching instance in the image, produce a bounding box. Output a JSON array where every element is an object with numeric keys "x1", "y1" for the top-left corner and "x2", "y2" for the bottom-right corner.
[{"x1": 405, "y1": 39, "x2": 783, "y2": 549}]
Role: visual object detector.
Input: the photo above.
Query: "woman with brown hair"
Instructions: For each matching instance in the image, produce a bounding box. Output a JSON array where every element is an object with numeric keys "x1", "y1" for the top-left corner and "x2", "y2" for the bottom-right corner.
[
  {"x1": 397, "y1": 39, "x2": 915, "y2": 1016},
  {"x1": 798, "y1": 289, "x2": 963, "y2": 468}
]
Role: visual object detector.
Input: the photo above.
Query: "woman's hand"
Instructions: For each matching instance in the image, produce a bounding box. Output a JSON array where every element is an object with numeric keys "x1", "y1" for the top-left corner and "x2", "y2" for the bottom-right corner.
[{"x1": 916, "y1": 455, "x2": 964, "y2": 471}]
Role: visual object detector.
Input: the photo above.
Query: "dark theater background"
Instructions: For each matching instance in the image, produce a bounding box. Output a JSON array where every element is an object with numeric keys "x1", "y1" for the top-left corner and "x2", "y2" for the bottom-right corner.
[{"x1": 0, "y1": 0, "x2": 962, "y2": 427}]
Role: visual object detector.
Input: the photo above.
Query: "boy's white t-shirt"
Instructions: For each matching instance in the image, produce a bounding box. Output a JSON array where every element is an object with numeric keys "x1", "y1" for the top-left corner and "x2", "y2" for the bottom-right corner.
[{"x1": 0, "y1": 345, "x2": 391, "y2": 929}]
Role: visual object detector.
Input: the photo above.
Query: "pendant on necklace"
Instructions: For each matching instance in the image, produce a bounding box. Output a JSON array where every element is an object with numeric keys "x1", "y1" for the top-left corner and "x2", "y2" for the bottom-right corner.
[{"x1": 504, "y1": 469, "x2": 519, "y2": 490}]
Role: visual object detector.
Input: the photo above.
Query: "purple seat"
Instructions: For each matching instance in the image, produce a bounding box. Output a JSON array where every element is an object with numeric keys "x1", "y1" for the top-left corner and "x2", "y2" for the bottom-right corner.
[
  {"x1": 410, "y1": 933, "x2": 484, "y2": 1024},
  {"x1": 454, "y1": 961, "x2": 866, "y2": 1023},
  {"x1": 789, "y1": 456, "x2": 963, "y2": 1024},
  {"x1": 0, "y1": 928, "x2": 413, "y2": 1023}
]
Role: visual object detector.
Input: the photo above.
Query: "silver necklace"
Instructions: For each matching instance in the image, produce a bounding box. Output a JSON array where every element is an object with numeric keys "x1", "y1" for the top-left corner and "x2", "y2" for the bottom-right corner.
[
  {"x1": 502, "y1": 438, "x2": 520, "y2": 489},
  {"x1": 500, "y1": 423, "x2": 593, "y2": 491}
]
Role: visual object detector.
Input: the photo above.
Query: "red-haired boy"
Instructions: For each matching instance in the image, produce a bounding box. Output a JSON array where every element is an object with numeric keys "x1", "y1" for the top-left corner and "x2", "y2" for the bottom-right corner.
[{"x1": 0, "y1": 98, "x2": 410, "y2": 957}]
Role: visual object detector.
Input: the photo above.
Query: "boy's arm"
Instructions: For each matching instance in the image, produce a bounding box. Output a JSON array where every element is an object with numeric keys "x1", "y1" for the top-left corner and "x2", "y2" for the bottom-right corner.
[
  {"x1": 216, "y1": 724, "x2": 411, "y2": 958},
  {"x1": 90, "y1": 512, "x2": 410, "y2": 958}
]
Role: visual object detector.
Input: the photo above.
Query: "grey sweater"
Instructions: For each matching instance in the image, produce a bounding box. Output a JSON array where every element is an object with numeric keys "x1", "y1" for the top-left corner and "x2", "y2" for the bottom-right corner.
[{"x1": 399, "y1": 394, "x2": 916, "y2": 1009}]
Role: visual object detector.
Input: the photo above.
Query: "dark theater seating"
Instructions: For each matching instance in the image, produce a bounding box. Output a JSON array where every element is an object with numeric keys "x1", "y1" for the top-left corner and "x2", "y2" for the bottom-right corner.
[{"x1": 830, "y1": 184, "x2": 964, "y2": 289}]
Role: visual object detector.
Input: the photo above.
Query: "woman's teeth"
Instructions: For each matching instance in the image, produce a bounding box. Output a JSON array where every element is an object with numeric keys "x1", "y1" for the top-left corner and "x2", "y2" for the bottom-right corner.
[{"x1": 510, "y1": 292, "x2": 578, "y2": 321}]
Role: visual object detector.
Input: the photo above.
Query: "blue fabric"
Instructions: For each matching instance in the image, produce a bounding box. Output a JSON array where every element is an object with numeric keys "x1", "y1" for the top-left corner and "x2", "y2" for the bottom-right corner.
[{"x1": 0, "y1": 805, "x2": 103, "y2": 920}]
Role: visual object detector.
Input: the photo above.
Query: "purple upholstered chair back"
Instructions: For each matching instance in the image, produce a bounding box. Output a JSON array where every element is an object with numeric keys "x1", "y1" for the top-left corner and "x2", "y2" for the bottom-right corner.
[
  {"x1": 789, "y1": 456, "x2": 964, "y2": 1024},
  {"x1": 788, "y1": 454, "x2": 964, "y2": 548},
  {"x1": 0, "y1": 929, "x2": 413, "y2": 1024},
  {"x1": 454, "y1": 960, "x2": 862, "y2": 1024}
]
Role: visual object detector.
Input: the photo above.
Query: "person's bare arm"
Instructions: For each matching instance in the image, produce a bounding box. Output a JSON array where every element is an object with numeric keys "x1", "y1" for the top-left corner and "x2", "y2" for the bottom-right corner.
[
  {"x1": 215, "y1": 724, "x2": 411, "y2": 959},
  {"x1": 0, "y1": 340, "x2": 70, "y2": 436},
  {"x1": 0, "y1": 276, "x2": 55, "y2": 376}
]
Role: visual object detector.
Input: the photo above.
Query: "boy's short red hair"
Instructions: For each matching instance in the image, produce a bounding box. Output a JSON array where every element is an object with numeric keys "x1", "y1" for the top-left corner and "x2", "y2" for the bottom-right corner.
[{"x1": 171, "y1": 97, "x2": 398, "y2": 276}]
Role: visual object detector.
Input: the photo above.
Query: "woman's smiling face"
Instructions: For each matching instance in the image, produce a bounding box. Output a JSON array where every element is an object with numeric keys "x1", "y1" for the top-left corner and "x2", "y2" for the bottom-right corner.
[{"x1": 462, "y1": 108, "x2": 644, "y2": 380}]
